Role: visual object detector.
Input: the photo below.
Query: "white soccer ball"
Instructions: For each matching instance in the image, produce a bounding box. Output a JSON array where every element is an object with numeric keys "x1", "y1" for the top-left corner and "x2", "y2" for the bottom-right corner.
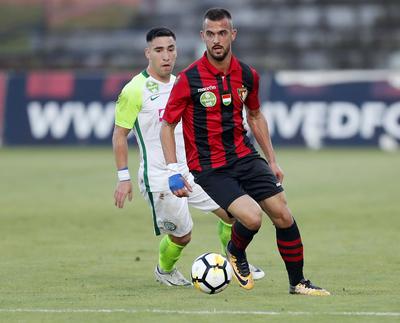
[{"x1": 191, "y1": 252, "x2": 232, "y2": 294}]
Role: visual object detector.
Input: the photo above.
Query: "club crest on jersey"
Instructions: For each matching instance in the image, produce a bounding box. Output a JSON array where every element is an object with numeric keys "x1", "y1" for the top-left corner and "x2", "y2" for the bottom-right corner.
[
  {"x1": 200, "y1": 91, "x2": 217, "y2": 108},
  {"x1": 163, "y1": 221, "x2": 177, "y2": 231},
  {"x1": 146, "y1": 80, "x2": 159, "y2": 93},
  {"x1": 221, "y1": 93, "x2": 232, "y2": 106},
  {"x1": 237, "y1": 86, "x2": 248, "y2": 103}
]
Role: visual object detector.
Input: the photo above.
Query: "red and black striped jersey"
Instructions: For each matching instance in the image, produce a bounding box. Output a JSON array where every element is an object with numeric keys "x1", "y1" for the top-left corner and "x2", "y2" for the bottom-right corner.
[{"x1": 163, "y1": 52, "x2": 260, "y2": 172}]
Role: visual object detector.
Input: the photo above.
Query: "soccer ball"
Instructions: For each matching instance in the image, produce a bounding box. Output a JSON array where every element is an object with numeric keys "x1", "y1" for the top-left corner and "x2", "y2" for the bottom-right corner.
[{"x1": 191, "y1": 252, "x2": 232, "y2": 294}]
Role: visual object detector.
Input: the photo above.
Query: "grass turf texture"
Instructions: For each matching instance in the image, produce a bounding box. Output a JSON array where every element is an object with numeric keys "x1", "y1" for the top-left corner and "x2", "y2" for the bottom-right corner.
[{"x1": 0, "y1": 147, "x2": 399, "y2": 323}]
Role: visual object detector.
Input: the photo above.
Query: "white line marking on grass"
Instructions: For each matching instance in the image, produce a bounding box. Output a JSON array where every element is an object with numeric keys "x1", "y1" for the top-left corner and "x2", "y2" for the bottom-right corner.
[{"x1": 0, "y1": 309, "x2": 399, "y2": 317}]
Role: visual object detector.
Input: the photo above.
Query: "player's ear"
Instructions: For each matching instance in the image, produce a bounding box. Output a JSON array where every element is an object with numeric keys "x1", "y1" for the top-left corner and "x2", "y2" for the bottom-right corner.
[
  {"x1": 231, "y1": 28, "x2": 237, "y2": 41},
  {"x1": 144, "y1": 47, "x2": 150, "y2": 59},
  {"x1": 200, "y1": 30, "x2": 205, "y2": 42}
]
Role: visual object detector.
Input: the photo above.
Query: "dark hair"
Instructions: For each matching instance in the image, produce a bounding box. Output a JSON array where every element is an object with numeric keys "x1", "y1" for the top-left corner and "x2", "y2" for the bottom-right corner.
[
  {"x1": 146, "y1": 27, "x2": 176, "y2": 43},
  {"x1": 203, "y1": 8, "x2": 232, "y2": 22}
]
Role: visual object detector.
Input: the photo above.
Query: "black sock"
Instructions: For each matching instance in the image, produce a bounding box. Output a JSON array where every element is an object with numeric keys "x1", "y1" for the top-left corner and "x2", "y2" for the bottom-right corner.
[
  {"x1": 276, "y1": 220, "x2": 304, "y2": 286},
  {"x1": 229, "y1": 221, "x2": 259, "y2": 256}
]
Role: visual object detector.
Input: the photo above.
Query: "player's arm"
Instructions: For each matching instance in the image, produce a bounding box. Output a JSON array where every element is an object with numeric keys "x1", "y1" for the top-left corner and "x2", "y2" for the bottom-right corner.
[
  {"x1": 160, "y1": 73, "x2": 192, "y2": 197},
  {"x1": 112, "y1": 79, "x2": 141, "y2": 208},
  {"x1": 246, "y1": 107, "x2": 284, "y2": 183},
  {"x1": 160, "y1": 120, "x2": 192, "y2": 197},
  {"x1": 112, "y1": 125, "x2": 133, "y2": 208},
  {"x1": 245, "y1": 68, "x2": 284, "y2": 182},
  {"x1": 160, "y1": 120, "x2": 178, "y2": 165}
]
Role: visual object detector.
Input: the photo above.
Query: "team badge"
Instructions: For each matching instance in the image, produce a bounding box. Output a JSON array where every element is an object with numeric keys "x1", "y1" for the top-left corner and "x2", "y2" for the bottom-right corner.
[
  {"x1": 221, "y1": 93, "x2": 232, "y2": 106},
  {"x1": 237, "y1": 86, "x2": 248, "y2": 103},
  {"x1": 200, "y1": 91, "x2": 217, "y2": 108},
  {"x1": 163, "y1": 221, "x2": 177, "y2": 231},
  {"x1": 146, "y1": 80, "x2": 159, "y2": 93}
]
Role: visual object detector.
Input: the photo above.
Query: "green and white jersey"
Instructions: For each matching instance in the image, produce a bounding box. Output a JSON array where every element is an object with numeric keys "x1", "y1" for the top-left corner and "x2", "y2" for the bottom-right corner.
[{"x1": 115, "y1": 70, "x2": 188, "y2": 192}]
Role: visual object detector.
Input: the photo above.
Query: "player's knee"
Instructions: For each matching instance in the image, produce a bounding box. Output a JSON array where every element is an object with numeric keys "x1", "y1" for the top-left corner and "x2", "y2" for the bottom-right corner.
[
  {"x1": 178, "y1": 234, "x2": 191, "y2": 245},
  {"x1": 228, "y1": 197, "x2": 262, "y2": 230},
  {"x1": 243, "y1": 206, "x2": 262, "y2": 230},
  {"x1": 271, "y1": 207, "x2": 293, "y2": 228},
  {"x1": 170, "y1": 232, "x2": 191, "y2": 246},
  {"x1": 246, "y1": 215, "x2": 262, "y2": 230},
  {"x1": 212, "y1": 207, "x2": 235, "y2": 224}
]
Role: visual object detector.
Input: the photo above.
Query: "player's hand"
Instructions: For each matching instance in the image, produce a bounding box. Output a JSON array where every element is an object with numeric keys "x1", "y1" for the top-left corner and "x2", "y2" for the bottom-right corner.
[
  {"x1": 269, "y1": 162, "x2": 284, "y2": 184},
  {"x1": 114, "y1": 180, "x2": 133, "y2": 208},
  {"x1": 168, "y1": 174, "x2": 192, "y2": 197}
]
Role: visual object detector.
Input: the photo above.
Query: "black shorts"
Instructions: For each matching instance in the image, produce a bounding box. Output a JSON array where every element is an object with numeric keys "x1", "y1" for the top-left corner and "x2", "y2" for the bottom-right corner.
[{"x1": 192, "y1": 156, "x2": 284, "y2": 210}]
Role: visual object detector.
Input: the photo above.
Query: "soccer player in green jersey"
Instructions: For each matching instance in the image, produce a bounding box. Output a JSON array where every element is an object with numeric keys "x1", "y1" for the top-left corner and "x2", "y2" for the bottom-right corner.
[{"x1": 112, "y1": 27, "x2": 264, "y2": 286}]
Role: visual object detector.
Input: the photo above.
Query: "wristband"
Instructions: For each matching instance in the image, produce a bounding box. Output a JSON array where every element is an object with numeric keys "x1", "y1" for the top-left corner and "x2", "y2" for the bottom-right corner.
[
  {"x1": 167, "y1": 163, "x2": 180, "y2": 174},
  {"x1": 117, "y1": 167, "x2": 130, "y2": 181}
]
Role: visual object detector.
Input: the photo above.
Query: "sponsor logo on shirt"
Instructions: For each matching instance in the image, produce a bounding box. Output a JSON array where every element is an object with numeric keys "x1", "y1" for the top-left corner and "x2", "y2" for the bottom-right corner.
[
  {"x1": 200, "y1": 91, "x2": 217, "y2": 108},
  {"x1": 197, "y1": 85, "x2": 217, "y2": 93},
  {"x1": 150, "y1": 95, "x2": 160, "y2": 101}
]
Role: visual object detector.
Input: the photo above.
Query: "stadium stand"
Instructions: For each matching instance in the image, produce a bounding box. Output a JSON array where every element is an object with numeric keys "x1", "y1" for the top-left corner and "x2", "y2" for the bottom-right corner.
[{"x1": 0, "y1": 0, "x2": 400, "y2": 71}]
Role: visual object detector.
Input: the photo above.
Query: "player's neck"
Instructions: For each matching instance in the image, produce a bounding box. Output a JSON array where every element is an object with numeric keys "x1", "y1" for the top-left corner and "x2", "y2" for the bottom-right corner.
[
  {"x1": 146, "y1": 67, "x2": 171, "y2": 83},
  {"x1": 207, "y1": 52, "x2": 232, "y2": 75}
]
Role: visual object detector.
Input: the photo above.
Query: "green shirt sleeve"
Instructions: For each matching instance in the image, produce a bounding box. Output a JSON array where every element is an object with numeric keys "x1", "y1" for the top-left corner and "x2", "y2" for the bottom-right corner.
[{"x1": 115, "y1": 74, "x2": 145, "y2": 129}]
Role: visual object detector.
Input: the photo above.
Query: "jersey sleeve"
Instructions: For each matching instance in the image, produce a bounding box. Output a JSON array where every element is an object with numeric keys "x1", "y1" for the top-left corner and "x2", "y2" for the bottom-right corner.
[
  {"x1": 115, "y1": 78, "x2": 143, "y2": 129},
  {"x1": 245, "y1": 68, "x2": 261, "y2": 110},
  {"x1": 163, "y1": 73, "x2": 190, "y2": 124}
]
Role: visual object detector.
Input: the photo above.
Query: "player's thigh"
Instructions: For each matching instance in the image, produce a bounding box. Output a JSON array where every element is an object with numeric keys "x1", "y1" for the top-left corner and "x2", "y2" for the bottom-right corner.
[
  {"x1": 141, "y1": 189, "x2": 193, "y2": 237},
  {"x1": 186, "y1": 175, "x2": 232, "y2": 223},
  {"x1": 227, "y1": 194, "x2": 262, "y2": 230},
  {"x1": 186, "y1": 174, "x2": 219, "y2": 212},
  {"x1": 193, "y1": 171, "x2": 245, "y2": 211},
  {"x1": 238, "y1": 157, "x2": 283, "y2": 202}
]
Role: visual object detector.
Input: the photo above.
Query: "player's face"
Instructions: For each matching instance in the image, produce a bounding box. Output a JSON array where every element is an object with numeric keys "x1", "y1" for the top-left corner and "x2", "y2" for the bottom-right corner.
[
  {"x1": 145, "y1": 36, "x2": 177, "y2": 81},
  {"x1": 201, "y1": 18, "x2": 237, "y2": 62}
]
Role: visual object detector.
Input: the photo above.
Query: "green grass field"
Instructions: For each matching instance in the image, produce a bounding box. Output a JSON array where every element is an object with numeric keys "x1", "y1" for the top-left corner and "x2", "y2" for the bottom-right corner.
[{"x1": 0, "y1": 147, "x2": 399, "y2": 323}]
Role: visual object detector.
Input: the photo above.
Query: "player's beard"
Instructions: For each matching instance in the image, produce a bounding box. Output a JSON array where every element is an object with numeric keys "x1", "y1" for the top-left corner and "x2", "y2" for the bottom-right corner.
[{"x1": 208, "y1": 45, "x2": 230, "y2": 62}]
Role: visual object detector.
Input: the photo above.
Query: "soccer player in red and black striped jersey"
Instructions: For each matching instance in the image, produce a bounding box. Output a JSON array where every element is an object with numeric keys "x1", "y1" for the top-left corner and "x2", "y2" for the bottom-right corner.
[{"x1": 161, "y1": 8, "x2": 329, "y2": 295}]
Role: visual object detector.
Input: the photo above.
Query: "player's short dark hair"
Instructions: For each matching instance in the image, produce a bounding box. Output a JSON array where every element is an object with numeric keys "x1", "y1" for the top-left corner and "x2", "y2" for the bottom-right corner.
[
  {"x1": 203, "y1": 8, "x2": 232, "y2": 22},
  {"x1": 146, "y1": 27, "x2": 176, "y2": 43}
]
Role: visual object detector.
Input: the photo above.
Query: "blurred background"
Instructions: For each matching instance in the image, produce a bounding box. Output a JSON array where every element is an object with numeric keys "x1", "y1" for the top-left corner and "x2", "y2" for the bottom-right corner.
[
  {"x1": 1, "y1": 2, "x2": 400, "y2": 318},
  {"x1": 2, "y1": 0, "x2": 400, "y2": 71},
  {"x1": 1, "y1": 0, "x2": 400, "y2": 149}
]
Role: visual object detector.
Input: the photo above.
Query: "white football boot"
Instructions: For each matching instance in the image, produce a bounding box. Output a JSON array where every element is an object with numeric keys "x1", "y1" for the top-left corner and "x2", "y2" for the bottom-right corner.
[
  {"x1": 154, "y1": 265, "x2": 192, "y2": 287},
  {"x1": 249, "y1": 263, "x2": 265, "y2": 280}
]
